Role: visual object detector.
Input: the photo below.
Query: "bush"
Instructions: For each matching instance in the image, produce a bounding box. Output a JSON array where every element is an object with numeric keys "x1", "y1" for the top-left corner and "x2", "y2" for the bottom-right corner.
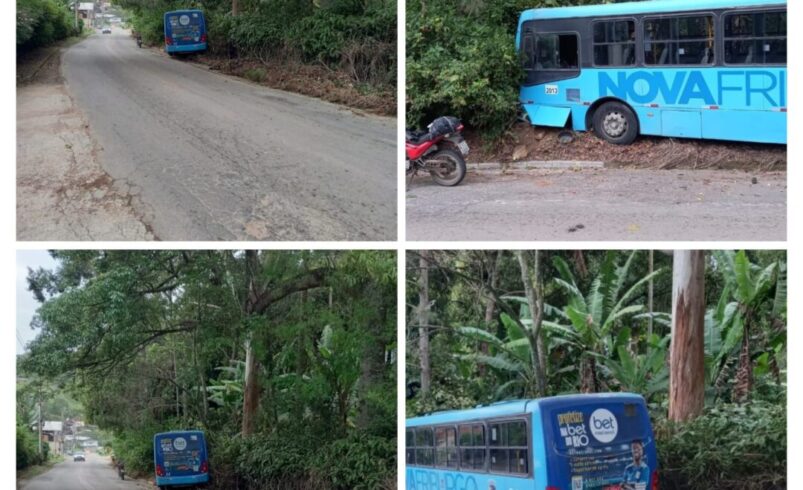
[
  {"x1": 406, "y1": 1, "x2": 523, "y2": 135},
  {"x1": 209, "y1": 429, "x2": 395, "y2": 490},
  {"x1": 17, "y1": 424, "x2": 44, "y2": 470},
  {"x1": 17, "y1": 0, "x2": 77, "y2": 51},
  {"x1": 313, "y1": 432, "x2": 396, "y2": 490},
  {"x1": 111, "y1": 427, "x2": 158, "y2": 476},
  {"x1": 654, "y1": 400, "x2": 786, "y2": 490}
]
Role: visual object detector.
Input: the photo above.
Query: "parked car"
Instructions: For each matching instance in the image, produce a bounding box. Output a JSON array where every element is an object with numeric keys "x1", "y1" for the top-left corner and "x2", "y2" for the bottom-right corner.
[
  {"x1": 73, "y1": 453, "x2": 86, "y2": 462},
  {"x1": 102, "y1": 27, "x2": 112, "y2": 34}
]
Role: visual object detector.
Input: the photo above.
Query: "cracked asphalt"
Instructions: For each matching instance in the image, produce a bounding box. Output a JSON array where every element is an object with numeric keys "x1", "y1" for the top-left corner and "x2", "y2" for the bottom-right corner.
[{"x1": 19, "y1": 29, "x2": 396, "y2": 241}]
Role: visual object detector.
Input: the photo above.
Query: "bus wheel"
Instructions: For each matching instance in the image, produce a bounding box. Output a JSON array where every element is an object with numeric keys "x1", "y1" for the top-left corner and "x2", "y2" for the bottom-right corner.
[{"x1": 593, "y1": 102, "x2": 638, "y2": 145}]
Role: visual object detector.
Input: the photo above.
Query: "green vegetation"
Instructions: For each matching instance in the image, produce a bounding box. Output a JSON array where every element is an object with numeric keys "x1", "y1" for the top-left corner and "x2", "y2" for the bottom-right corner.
[
  {"x1": 17, "y1": 0, "x2": 82, "y2": 51},
  {"x1": 407, "y1": 0, "x2": 614, "y2": 135},
  {"x1": 116, "y1": 0, "x2": 396, "y2": 88},
  {"x1": 19, "y1": 250, "x2": 397, "y2": 489},
  {"x1": 408, "y1": 250, "x2": 786, "y2": 490}
]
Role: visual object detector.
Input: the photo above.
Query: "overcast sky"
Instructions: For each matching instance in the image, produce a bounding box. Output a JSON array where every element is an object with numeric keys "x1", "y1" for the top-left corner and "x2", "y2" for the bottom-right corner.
[{"x1": 16, "y1": 250, "x2": 59, "y2": 355}]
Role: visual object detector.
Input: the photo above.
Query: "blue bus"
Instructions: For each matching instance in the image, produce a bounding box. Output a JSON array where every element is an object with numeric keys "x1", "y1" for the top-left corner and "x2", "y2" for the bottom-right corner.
[
  {"x1": 516, "y1": 0, "x2": 786, "y2": 145},
  {"x1": 406, "y1": 393, "x2": 658, "y2": 490},
  {"x1": 164, "y1": 10, "x2": 207, "y2": 55},
  {"x1": 154, "y1": 430, "x2": 210, "y2": 489}
]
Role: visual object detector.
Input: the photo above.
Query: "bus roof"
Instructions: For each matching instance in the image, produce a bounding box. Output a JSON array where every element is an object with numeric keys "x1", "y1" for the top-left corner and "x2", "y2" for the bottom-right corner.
[
  {"x1": 406, "y1": 393, "x2": 644, "y2": 427},
  {"x1": 154, "y1": 430, "x2": 205, "y2": 439},
  {"x1": 520, "y1": 0, "x2": 785, "y2": 23}
]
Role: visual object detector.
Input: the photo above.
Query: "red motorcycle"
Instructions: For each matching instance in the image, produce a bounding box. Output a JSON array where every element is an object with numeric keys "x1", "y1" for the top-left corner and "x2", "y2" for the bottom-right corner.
[{"x1": 406, "y1": 116, "x2": 468, "y2": 187}]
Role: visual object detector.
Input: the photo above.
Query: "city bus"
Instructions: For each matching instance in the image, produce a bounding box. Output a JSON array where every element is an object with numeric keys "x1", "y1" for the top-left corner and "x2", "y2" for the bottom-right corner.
[
  {"x1": 164, "y1": 10, "x2": 208, "y2": 55},
  {"x1": 153, "y1": 430, "x2": 210, "y2": 489},
  {"x1": 406, "y1": 393, "x2": 658, "y2": 490},
  {"x1": 516, "y1": 0, "x2": 786, "y2": 145}
]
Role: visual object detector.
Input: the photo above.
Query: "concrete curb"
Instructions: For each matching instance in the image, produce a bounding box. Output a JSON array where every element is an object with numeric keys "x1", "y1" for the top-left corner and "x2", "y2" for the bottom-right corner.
[{"x1": 468, "y1": 160, "x2": 605, "y2": 172}]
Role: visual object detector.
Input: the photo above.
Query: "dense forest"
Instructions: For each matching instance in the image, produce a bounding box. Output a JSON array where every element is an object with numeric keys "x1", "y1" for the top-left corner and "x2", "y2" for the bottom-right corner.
[
  {"x1": 407, "y1": 0, "x2": 629, "y2": 135},
  {"x1": 18, "y1": 250, "x2": 397, "y2": 489},
  {"x1": 117, "y1": 0, "x2": 396, "y2": 106},
  {"x1": 17, "y1": 0, "x2": 83, "y2": 52},
  {"x1": 407, "y1": 250, "x2": 786, "y2": 490}
]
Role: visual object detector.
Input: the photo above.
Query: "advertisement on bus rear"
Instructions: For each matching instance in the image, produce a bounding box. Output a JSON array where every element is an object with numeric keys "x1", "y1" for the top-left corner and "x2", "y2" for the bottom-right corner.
[{"x1": 547, "y1": 403, "x2": 656, "y2": 490}]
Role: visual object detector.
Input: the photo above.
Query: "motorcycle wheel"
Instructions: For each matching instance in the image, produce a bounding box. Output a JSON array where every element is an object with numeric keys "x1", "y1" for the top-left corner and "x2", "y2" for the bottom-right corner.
[{"x1": 428, "y1": 149, "x2": 466, "y2": 187}]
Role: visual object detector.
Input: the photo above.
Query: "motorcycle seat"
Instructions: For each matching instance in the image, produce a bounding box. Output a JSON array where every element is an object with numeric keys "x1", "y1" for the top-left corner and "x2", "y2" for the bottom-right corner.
[{"x1": 406, "y1": 130, "x2": 432, "y2": 145}]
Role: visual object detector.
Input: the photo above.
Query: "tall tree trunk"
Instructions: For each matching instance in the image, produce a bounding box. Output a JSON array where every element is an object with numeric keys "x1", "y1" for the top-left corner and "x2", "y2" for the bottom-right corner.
[
  {"x1": 418, "y1": 251, "x2": 432, "y2": 398},
  {"x1": 733, "y1": 309, "x2": 753, "y2": 403},
  {"x1": 479, "y1": 252, "x2": 502, "y2": 376},
  {"x1": 232, "y1": 0, "x2": 239, "y2": 16},
  {"x1": 580, "y1": 356, "x2": 598, "y2": 393},
  {"x1": 516, "y1": 251, "x2": 547, "y2": 397},
  {"x1": 241, "y1": 250, "x2": 261, "y2": 436},
  {"x1": 668, "y1": 250, "x2": 706, "y2": 422},
  {"x1": 648, "y1": 250, "x2": 654, "y2": 338}
]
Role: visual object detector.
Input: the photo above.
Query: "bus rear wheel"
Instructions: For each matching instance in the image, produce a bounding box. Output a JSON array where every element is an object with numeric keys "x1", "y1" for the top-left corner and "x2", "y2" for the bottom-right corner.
[{"x1": 593, "y1": 102, "x2": 638, "y2": 145}]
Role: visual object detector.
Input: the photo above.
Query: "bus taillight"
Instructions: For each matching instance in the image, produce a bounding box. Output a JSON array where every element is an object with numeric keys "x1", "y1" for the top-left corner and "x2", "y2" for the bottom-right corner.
[
  {"x1": 201, "y1": 33, "x2": 207, "y2": 43},
  {"x1": 200, "y1": 460, "x2": 209, "y2": 473},
  {"x1": 156, "y1": 464, "x2": 165, "y2": 476},
  {"x1": 652, "y1": 470, "x2": 659, "y2": 489},
  {"x1": 165, "y1": 36, "x2": 173, "y2": 45}
]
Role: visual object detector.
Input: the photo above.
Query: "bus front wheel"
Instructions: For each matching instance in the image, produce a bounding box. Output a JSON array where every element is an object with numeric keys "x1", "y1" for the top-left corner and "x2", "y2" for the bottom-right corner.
[{"x1": 593, "y1": 102, "x2": 638, "y2": 145}]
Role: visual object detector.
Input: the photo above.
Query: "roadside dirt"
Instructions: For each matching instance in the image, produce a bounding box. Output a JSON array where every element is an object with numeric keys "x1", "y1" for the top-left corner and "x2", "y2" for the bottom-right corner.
[
  {"x1": 465, "y1": 122, "x2": 786, "y2": 171},
  {"x1": 17, "y1": 42, "x2": 155, "y2": 240},
  {"x1": 167, "y1": 51, "x2": 396, "y2": 117}
]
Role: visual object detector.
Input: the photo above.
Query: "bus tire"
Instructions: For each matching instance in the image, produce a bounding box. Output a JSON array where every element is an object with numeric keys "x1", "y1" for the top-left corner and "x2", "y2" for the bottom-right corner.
[{"x1": 593, "y1": 101, "x2": 638, "y2": 145}]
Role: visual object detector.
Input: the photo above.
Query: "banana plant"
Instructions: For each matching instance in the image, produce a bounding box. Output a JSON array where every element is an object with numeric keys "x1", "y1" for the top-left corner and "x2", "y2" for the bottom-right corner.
[
  {"x1": 550, "y1": 251, "x2": 667, "y2": 393},
  {"x1": 593, "y1": 330, "x2": 670, "y2": 401},
  {"x1": 709, "y1": 251, "x2": 785, "y2": 403}
]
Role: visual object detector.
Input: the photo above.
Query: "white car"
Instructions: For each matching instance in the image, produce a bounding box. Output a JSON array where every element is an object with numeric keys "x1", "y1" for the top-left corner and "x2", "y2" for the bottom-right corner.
[{"x1": 102, "y1": 27, "x2": 112, "y2": 34}]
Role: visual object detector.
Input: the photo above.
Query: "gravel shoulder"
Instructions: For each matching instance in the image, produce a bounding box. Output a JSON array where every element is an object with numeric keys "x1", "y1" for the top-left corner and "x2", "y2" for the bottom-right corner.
[{"x1": 17, "y1": 39, "x2": 154, "y2": 241}]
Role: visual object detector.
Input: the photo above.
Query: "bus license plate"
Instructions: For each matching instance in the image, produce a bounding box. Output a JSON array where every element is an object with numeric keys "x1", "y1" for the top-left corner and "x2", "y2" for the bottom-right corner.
[{"x1": 457, "y1": 141, "x2": 470, "y2": 156}]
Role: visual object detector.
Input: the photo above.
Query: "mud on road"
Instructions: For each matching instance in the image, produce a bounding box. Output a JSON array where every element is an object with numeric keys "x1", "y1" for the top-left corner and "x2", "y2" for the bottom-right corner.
[{"x1": 17, "y1": 42, "x2": 154, "y2": 241}]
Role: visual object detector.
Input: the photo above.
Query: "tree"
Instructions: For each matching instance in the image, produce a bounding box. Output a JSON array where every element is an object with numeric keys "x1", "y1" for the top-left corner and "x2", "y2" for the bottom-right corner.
[
  {"x1": 416, "y1": 251, "x2": 432, "y2": 398},
  {"x1": 668, "y1": 250, "x2": 706, "y2": 422}
]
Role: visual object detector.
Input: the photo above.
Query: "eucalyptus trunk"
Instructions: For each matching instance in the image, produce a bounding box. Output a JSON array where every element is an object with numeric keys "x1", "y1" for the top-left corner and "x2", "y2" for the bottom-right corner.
[
  {"x1": 418, "y1": 252, "x2": 432, "y2": 398},
  {"x1": 668, "y1": 250, "x2": 706, "y2": 422},
  {"x1": 516, "y1": 250, "x2": 547, "y2": 397}
]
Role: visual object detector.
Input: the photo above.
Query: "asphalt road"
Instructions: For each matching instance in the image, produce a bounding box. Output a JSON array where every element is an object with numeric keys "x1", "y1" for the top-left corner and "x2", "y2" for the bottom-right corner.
[
  {"x1": 61, "y1": 30, "x2": 395, "y2": 240},
  {"x1": 407, "y1": 169, "x2": 786, "y2": 241},
  {"x1": 20, "y1": 454, "x2": 148, "y2": 490}
]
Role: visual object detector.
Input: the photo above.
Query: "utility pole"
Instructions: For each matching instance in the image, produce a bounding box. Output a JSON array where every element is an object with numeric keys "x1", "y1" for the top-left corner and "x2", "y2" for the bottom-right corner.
[{"x1": 74, "y1": 1, "x2": 79, "y2": 30}]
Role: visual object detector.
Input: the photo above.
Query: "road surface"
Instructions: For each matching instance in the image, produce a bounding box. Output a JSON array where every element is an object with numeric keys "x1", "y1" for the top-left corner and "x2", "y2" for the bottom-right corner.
[
  {"x1": 407, "y1": 169, "x2": 786, "y2": 241},
  {"x1": 58, "y1": 30, "x2": 395, "y2": 240},
  {"x1": 20, "y1": 454, "x2": 149, "y2": 490}
]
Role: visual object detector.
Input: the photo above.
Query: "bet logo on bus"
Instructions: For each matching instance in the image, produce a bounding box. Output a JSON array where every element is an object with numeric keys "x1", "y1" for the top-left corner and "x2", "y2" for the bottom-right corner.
[{"x1": 589, "y1": 408, "x2": 618, "y2": 443}]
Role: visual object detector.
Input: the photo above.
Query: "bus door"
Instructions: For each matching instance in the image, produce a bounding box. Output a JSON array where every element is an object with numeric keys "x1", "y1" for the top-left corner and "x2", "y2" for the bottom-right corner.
[{"x1": 519, "y1": 25, "x2": 579, "y2": 128}]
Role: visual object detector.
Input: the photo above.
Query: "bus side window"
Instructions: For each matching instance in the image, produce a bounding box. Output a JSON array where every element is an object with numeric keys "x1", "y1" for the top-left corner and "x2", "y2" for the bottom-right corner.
[
  {"x1": 415, "y1": 427, "x2": 434, "y2": 466},
  {"x1": 522, "y1": 33, "x2": 535, "y2": 70},
  {"x1": 644, "y1": 15, "x2": 715, "y2": 65},
  {"x1": 535, "y1": 33, "x2": 578, "y2": 70},
  {"x1": 459, "y1": 423, "x2": 485, "y2": 470},
  {"x1": 593, "y1": 20, "x2": 636, "y2": 66},
  {"x1": 406, "y1": 428, "x2": 415, "y2": 466},
  {"x1": 435, "y1": 427, "x2": 458, "y2": 469},
  {"x1": 724, "y1": 10, "x2": 786, "y2": 65},
  {"x1": 489, "y1": 420, "x2": 529, "y2": 475}
]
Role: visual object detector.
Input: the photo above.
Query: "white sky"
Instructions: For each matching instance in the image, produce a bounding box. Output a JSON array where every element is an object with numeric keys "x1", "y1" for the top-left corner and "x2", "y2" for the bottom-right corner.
[{"x1": 16, "y1": 250, "x2": 59, "y2": 355}]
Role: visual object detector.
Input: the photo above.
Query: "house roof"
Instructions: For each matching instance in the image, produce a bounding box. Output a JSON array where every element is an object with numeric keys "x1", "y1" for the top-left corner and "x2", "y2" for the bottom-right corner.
[{"x1": 42, "y1": 421, "x2": 63, "y2": 432}]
